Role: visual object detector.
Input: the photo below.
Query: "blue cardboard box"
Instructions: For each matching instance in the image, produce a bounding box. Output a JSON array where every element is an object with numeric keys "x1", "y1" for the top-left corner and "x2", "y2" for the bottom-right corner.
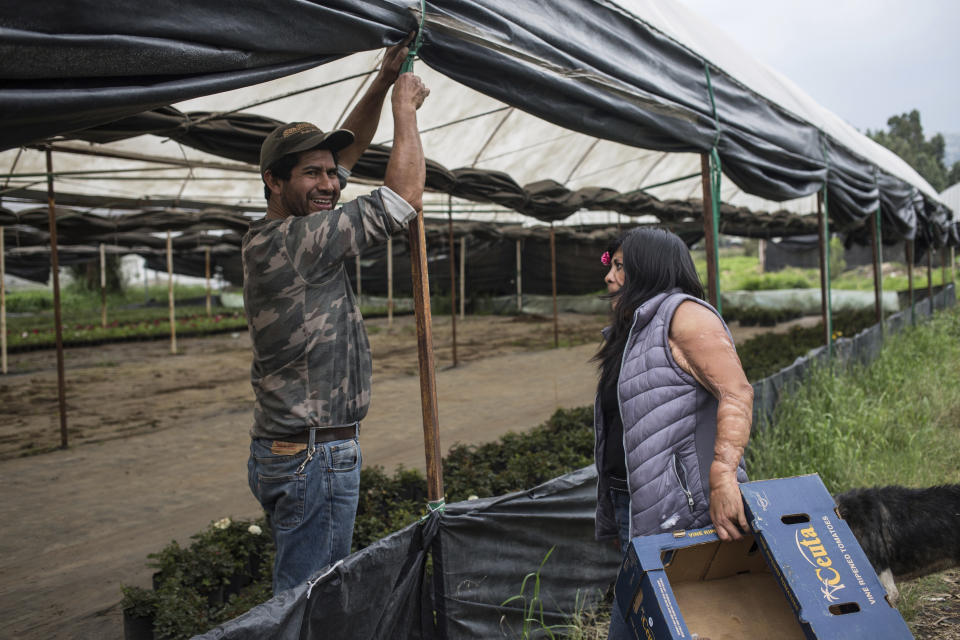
[{"x1": 613, "y1": 474, "x2": 912, "y2": 639}]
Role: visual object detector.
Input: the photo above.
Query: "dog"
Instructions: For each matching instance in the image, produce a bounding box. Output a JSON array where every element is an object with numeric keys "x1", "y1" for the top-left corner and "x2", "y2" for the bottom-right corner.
[{"x1": 834, "y1": 484, "x2": 960, "y2": 603}]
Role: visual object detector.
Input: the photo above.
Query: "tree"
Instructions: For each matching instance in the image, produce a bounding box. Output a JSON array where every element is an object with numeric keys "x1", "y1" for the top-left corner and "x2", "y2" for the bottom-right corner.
[{"x1": 868, "y1": 110, "x2": 960, "y2": 192}]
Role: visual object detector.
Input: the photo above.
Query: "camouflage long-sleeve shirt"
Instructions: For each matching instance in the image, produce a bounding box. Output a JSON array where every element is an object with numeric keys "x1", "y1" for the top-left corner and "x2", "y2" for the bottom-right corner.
[{"x1": 242, "y1": 187, "x2": 414, "y2": 440}]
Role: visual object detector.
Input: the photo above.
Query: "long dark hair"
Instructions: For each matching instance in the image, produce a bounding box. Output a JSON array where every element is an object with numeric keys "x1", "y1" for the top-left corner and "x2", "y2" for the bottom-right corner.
[{"x1": 594, "y1": 228, "x2": 705, "y2": 393}]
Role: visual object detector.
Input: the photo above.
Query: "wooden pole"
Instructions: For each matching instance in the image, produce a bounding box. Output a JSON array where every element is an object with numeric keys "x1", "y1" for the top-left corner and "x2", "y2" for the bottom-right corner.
[
  {"x1": 906, "y1": 241, "x2": 915, "y2": 326},
  {"x1": 927, "y1": 246, "x2": 934, "y2": 312},
  {"x1": 46, "y1": 149, "x2": 69, "y2": 448},
  {"x1": 1, "y1": 226, "x2": 6, "y2": 375},
  {"x1": 459, "y1": 236, "x2": 465, "y2": 320},
  {"x1": 516, "y1": 238, "x2": 523, "y2": 312},
  {"x1": 816, "y1": 191, "x2": 832, "y2": 353},
  {"x1": 167, "y1": 231, "x2": 177, "y2": 355},
  {"x1": 941, "y1": 248, "x2": 948, "y2": 290},
  {"x1": 99, "y1": 243, "x2": 107, "y2": 328},
  {"x1": 550, "y1": 223, "x2": 558, "y2": 348},
  {"x1": 869, "y1": 208, "x2": 883, "y2": 328},
  {"x1": 386, "y1": 236, "x2": 394, "y2": 327},
  {"x1": 447, "y1": 201, "x2": 457, "y2": 367},
  {"x1": 205, "y1": 246, "x2": 212, "y2": 316},
  {"x1": 408, "y1": 211, "x2": 443, "y2": 502},
  {"x1": 700, "y1": 154, "x2": 719, "y2": 308}
]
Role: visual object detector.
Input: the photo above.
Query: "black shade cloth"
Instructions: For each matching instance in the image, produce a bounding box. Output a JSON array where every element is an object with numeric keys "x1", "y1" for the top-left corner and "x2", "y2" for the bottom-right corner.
[{"x1": 0, "y1": 1, "x2": 952, "y2": 244}]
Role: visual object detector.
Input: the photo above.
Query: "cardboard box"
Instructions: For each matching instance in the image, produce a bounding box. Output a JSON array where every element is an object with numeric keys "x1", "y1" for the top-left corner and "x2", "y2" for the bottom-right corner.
[{"x1": 613, "y1": 474, "x2": 913, "y2": 639}]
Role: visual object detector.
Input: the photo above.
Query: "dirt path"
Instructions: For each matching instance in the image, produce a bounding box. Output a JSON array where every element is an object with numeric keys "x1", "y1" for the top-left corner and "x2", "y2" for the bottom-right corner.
[{"x1": 0, "y1": 312, "x2": 824, "y2": 639}]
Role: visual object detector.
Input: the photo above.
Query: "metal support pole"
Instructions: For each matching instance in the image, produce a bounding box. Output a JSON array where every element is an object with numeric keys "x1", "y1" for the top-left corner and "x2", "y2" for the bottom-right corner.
[
  {"x1": 816, "y1": 190, "x2": 833, "y2": 356},
  {"x1": 167, "y1": 231, "x2": 177, "y2": 355},
  {"x1": 550, "y1": 223, "x2": 558, "y2": 348},
  {"x1": 516, "y1": 238, "x2": 523, "y2": 312},
  {"x1": 459, "y1": 236, "x2": 465, "y2": 320},
  {"x1": 1, "y1": 226, "x2": 6, "y2": 375},
  {"x1": 407, "y1": 211, "x2": 443, "y2": 502},
  {"x1": 906, "y1": 241, "x2": 915, "y2": 326},
  {"x1": 386, "y1": 236, "x2": 394, "y2": 327},
  {"x1": 700, "y1": 154, "x2": 719, "y2": 309},
  {"x1": 447, "y1": 202, "x2": 457, "y2": 367},
  {"x1": 100, "y1": 243, "x2": 108, "y2": 328},
  {"x1": 46, "y1": 149, "x2": 69, "y2": 448},
  {"x1": 205, "y1": 246, "x2": 212, "y2": 316},
  {"x1": 927, "y1": 246, "x2": 934, "y2": 312}
]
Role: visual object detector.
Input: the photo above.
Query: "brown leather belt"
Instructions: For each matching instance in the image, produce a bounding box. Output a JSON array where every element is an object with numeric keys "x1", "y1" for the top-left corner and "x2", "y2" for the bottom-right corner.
[{"x1": 280, "y1": 424, "x2": 359, "y2": 445}]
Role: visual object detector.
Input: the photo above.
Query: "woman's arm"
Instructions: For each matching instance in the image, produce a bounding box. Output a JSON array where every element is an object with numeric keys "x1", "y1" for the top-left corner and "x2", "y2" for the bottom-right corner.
[{"x1": 669, "y1": 300, "x2": 753, "y2": 541}]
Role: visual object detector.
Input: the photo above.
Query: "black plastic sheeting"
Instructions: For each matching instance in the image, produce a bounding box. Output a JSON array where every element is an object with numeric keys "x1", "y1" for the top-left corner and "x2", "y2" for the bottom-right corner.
[
  {"x1": 193, "y1": 285, "x2": 956, "y2": 640},
  {"x1": 195, "y1": 466, "x2": 620, "y2": 640},
  {"x1": 1, "y1": 1, "x2": 953, "y2": 245}
]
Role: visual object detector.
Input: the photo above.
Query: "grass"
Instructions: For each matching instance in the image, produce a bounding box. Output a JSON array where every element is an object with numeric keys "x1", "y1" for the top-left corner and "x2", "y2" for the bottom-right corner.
[{"x1": 747, "y1": 305, "x2": 960, "y2": 492}]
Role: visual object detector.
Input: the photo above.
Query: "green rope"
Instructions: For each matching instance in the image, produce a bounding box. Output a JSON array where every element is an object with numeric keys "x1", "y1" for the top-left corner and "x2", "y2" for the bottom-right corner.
[
  {"x1": 819, "y1": 133, "x2": 833, "y2": 358},
  {"x1": 703, "y1": 63, "x2": 722, "y2": 314},
  {"x1": 401, "y1": 0, "x2": 427, "y2": 73},
  {"x1": 419, "y1": 498, "x2": 446, "y2": 522}
]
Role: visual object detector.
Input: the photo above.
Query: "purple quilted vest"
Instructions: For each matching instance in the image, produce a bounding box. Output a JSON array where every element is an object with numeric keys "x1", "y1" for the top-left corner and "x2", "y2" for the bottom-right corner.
[{"x1": 595, "y1": 290, "x2": 748, "y2": 540}]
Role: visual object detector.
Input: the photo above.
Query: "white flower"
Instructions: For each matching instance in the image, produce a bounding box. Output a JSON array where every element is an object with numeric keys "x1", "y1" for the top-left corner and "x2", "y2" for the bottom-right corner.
[
  {"x1": 247, "y1": 524, "x2": 262, "y2": 535},
  {"x1": 213, "y1": 517, "x2": 232, "y2": 530},
  {"x1": 21, "y1": 332, "x2": 27, "y2": 338}
]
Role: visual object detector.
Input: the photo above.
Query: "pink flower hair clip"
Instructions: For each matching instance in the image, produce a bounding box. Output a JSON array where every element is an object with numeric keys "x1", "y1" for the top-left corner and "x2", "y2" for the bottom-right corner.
[{"x1": 601, "y1": 251, "x2": 611, "y2": 266}]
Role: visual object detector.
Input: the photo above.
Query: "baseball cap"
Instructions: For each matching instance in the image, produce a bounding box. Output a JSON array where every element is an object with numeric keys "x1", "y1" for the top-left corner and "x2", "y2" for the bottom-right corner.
[{"x1": 259, "y1": 122, "x2": 355, "y2": 174}]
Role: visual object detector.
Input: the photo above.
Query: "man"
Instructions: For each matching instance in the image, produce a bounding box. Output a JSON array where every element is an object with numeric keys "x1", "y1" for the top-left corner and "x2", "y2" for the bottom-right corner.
[{"x1": 242, "y1": 40, "x2": 430, "y2": 594}]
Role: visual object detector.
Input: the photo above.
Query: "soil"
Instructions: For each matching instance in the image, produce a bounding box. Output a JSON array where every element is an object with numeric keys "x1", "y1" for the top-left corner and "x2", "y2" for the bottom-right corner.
[{"x1": 0, "y1": 311, "x2": 950, "y2": 639}]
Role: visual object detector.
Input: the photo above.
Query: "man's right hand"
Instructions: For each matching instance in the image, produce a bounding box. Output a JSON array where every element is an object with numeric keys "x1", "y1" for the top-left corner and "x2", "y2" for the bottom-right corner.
[{"x1": 392, "y1": 73, "x2": 430, "y2": 113}]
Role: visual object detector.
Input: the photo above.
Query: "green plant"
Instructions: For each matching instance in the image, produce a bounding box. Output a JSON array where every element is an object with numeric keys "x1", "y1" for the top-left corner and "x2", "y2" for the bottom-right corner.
[
  {"x1": 120, "y1": 585, "x2": 158, "y2": 618},
  {"x1": 501, "y1": 546, "x2": 575, "y2": 639}
]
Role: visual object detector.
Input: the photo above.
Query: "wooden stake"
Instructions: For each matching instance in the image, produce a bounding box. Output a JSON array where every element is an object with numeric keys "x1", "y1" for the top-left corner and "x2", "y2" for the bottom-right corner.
[
  {"x1": 167, "y1": 231, "x2": 177, "y2": 355},
  {"x1": 1, "y1": 226, "x2": 6, "y2": 375},
  {"x1": 869, "y1": 208, "x2": 883, "y2": 328},
  {"x1": 100, "y1": 242, "x2": 107, "y2": 328},
  {"x1": 46, "y1": 149, "x2": 69, "y2": 448},
  {"x1": 816, "y1": 191, "x2": 831, "y2": 352},
  {"x1": 516, "y1": 238, "x2": 523, "y2": 312},
  {"x1": 906, "y1": 241, "x2": 915, "y2": 325},
  {"x1": 459, "y1": 236, "x2": 465, "y2": 320},
  {"x1": 205, "y1": 246, "x2": 212, "y2": 316},
  {"x1": 447, "y1": 202, "x2": 457, "y2": 367},
  {"x1": 941, "y1": 248, "x2": 948, "y2": 291},
  {"x1": 550, "y1": 223, "x2": 558, "y2": 348},
  {"x1": 408, "y1": 211, "x2": 443, "y2": 502},
  {"x1": 700, "y1": 154, "x2": 719, "y2": 308},
  {"x1": 387, "y1": 236, "x2": 394, "y2": 327}
]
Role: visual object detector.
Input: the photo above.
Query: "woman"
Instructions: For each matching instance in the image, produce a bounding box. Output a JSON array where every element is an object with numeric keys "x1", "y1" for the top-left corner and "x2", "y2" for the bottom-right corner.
[{"x1": 594, "y1": 228, "x2": 752, "y2": 557}]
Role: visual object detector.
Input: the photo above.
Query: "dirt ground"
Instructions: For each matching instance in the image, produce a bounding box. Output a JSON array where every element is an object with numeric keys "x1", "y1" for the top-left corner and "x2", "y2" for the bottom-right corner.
[{"x1": 0, "y1": 311, "x2": 951, "y2": 639}]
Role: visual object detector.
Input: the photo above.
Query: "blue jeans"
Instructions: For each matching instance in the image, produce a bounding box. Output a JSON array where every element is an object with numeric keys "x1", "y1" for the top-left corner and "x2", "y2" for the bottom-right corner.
[
  {"x1": 608, "y1": 488, "x2": 632, "y2": 640},
  {"x1": 248, "y1": 435, "x2": 362, "y2": 594}
]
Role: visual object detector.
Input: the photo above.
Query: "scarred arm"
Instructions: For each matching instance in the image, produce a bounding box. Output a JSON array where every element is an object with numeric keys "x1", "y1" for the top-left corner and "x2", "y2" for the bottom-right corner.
[{"x1": 669, "y1": 300, "x2": 753, "y2": 541}]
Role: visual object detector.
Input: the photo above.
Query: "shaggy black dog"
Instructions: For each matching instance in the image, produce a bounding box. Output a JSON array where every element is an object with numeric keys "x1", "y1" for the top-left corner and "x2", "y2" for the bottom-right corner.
[{"x1": 834, "y1": 484, "x2": 960, "y2": 602}]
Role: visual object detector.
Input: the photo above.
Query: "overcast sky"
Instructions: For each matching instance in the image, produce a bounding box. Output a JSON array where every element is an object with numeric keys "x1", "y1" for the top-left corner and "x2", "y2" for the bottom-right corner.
[{"x1": 678, "y1": 0, "x2": 959, "y2": 138}]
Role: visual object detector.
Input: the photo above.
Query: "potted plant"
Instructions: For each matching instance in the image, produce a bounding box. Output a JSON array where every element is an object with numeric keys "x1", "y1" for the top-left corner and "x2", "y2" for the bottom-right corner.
[{"x1": 121, "y1": 586, "x2": 157, "y2": 640}]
